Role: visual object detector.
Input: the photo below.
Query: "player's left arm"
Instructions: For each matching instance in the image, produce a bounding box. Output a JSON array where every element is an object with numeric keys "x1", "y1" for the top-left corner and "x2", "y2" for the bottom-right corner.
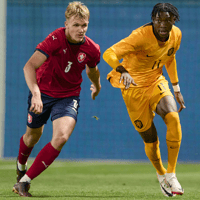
[
  {"x1": 165, "y1": 56, "x2": 186, "y2": 112},
  {"x1": 86, "y1": 65, "x2": 101, "y2": 100}
]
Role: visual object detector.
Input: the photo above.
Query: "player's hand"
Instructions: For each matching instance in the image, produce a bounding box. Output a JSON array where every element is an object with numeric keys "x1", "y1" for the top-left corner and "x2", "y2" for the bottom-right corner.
[
  {"x1": 174, "y1": 91, "x2": 186, "y2": 112},
  {"x1": 30, "y1": 95, "x2": 43, "y2": 114},
  {"x1": 119, "y1": 72, "x2": 137, "y2": 89},
  {"x1": 90, "y1": 84, "x2": 101, "y2": 100}
]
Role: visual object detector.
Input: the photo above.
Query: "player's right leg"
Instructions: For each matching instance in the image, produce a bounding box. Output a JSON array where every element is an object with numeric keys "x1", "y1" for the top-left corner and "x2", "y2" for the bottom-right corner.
[
  {"x1": 16, "y1": 126, "x2": 44, "y2": 182},
  {"x1": 13, "y1": 92, "x2": 51, "y2": 197},
  {"x1": 139, "y1": 124, "x2": 167, "y2": 176},
  {"x1": 13, "y1": 126, "x2": 43, "y2": 196}
]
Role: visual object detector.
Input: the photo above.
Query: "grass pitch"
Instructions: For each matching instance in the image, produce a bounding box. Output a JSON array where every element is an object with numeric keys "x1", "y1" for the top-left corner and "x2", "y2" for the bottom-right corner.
[{"x1": 0, "y1": 160, "x2": 199, "y2": 200}]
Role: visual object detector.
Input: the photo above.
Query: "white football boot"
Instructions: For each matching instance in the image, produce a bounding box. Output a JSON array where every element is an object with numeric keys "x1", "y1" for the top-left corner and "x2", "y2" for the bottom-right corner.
[
  {"x1": 157, "y1": 172, "x2": 174, "y2": 197},
  {"x1": 166, "y1": 173, "x2": 184, "y2": 195}
]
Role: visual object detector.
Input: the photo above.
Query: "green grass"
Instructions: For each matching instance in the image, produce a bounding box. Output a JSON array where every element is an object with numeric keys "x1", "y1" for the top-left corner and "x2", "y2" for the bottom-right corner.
[{"x1": 0, "y1": 160, "x2": 200, "y2": 199}]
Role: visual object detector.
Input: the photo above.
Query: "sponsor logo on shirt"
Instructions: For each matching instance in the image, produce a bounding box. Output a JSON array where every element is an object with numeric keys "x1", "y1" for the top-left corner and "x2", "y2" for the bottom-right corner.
[
  {"x1": 77, "y1": 52, "x2": 86, "y2": 63},
  {"x1": 63, "y1": 48, "x2": 67, "y2": 54},
  {"x1": 52, "y1": 35, "x2": 57, "y2": 40}
]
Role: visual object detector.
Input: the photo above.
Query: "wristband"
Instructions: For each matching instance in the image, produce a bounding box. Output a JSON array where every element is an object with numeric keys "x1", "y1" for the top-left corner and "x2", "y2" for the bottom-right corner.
[
  {"x1": 172, "y1": 84, "x2": 180, "y2": 92},
  {"x1": 116, "y1": 65, "x2": 128, "y2": 74}
]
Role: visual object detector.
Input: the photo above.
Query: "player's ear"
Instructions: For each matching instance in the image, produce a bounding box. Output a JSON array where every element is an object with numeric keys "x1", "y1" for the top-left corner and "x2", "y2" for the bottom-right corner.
[
  {"x1": 64, "y1": 20, "x2": 68, "y2": 27},
  {"x1": 172, "y1": 16, "x2": 176, "y2": 24},
  {"x1": 152, "y1": 16, "x2": 155, "y2": 23}
]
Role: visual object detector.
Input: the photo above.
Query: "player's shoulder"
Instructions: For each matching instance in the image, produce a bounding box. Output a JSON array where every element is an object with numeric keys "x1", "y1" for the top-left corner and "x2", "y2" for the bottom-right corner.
[
  {"x1": 141, "y1": 22, "x2": 153, "y2": 30},
  {"x1": 47, "y1": 27, "x2": 66, "y2": 41},
  {"x1": 128, "y1": 22, "x2": 153, "y2": 42},
  {"x1": 127, "y1": 22, "x2": 153, "y2": 47},
  {"x1": 84, "y1": 36, "x2": 100, "y2": 50},
  {"x1": 131, "y1": 22, "x2": 153, "y2": 35},
  {"x1": 84, "y1": 36, "x2": 100, "y2": 56},
  {"x1": 171, "y1": 25, "x2": 182, "y2": 36}
]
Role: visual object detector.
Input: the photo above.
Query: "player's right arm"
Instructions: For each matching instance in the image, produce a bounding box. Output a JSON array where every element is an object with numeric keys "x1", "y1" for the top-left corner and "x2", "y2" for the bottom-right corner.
[
  {"x1": 23, "y1": 50, "x2": 47, "y2": 114},
  {"x1": 103, "y1": 47, "x2": 137, "y2": 89}
]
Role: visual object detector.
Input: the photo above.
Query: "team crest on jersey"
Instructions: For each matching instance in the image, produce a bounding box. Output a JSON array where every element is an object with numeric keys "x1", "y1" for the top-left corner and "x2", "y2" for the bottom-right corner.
[
  {"x1": 77, "y1": 52, "x2": 86, "y2": 63},
  {"x1": 134, "y1": 120, "x2": 143, "y2": 129},
  {"x1": 167, "y1": 48, "x2": 174, "y2": 56},
  {"x1": 28, "y1": 113, "x2": 32, "y2": 124}
]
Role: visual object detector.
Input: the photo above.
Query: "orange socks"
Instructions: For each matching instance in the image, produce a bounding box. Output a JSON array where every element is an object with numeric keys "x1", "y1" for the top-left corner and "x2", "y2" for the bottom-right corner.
[
  {"x1": 144, "y1": 140, "x2": 167, "y2": 175},
  {"x1": 164, "y1": 112, "x2": 182, "y2": 173}
]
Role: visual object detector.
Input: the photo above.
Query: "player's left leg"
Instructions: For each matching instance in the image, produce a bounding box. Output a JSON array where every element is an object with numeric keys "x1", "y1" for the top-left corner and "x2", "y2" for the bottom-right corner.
[
  {"x1": 122, "y1": 86, "x2": 167, "y2": 176},
  {"x1": 156, "y1": 95, "x2": 184, "y2": 195}
]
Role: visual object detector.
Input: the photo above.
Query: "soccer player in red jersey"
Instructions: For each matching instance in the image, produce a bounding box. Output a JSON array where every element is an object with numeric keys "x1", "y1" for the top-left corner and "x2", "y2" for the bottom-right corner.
[{"x1": 12, "y1": 1, "x2": 101, "y2": 197}]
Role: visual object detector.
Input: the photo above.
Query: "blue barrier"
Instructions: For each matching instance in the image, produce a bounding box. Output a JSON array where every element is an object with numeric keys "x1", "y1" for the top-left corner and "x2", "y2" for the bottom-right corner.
[{"x1": 5, "y1": 0, "x2": 200, "y2": 161}]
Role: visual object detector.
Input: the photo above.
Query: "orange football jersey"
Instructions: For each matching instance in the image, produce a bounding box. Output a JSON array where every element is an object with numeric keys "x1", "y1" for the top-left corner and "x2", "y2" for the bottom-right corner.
[{"x1": 105, "y1": 23, "x2": 182, "y2": 88}]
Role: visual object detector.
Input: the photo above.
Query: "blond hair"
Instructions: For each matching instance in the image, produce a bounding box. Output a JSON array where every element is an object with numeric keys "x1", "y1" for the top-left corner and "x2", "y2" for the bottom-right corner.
[{"x1": 65, "y1": 1, "x2": 90, "y2": 20}]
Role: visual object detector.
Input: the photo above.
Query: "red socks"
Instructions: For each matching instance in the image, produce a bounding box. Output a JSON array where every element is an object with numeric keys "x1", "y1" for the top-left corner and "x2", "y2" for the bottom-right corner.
[
  {"x1": 26, "y1": 142, "x2": 60, "y2": 180},
  {"x1": 18, "y1": 136, "x2": 33, "y2": 165}
]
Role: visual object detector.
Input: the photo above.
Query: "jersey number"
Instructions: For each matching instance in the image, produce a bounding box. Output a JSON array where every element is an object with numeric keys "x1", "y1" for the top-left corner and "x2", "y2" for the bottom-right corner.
[
  {"x1": 152, "y1": 60, "x2": 161, "y2": 70},
  {"x1": 65, "y1": 61, "x2": 73, "y2": 73},
  {"x1": 72, "y1": 99, "x2": 78, "y2": 113},
  {"x1": 73, "y1": 99, "x2": 78, "y2": 109},
  {"x1": 157, "y1": 82, "x2": 166, "y2": 95}
]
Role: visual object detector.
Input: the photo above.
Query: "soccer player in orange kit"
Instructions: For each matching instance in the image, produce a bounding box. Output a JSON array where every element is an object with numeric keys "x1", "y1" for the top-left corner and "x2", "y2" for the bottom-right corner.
[{"x1": 103, "y1": 3, "x2": 185, "y2": 197}]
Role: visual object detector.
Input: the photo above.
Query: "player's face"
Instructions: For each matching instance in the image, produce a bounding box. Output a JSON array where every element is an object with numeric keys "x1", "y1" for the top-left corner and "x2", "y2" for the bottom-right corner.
[
  {"x1": 152, "y1": 11, "x2": 175, "y2": 41},
  {"x1": 65, "y1": 15, "x2": 89, "y2": 43}
]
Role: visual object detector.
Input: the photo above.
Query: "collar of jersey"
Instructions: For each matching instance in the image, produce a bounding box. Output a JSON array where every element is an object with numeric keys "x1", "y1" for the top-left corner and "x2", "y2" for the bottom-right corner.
[
  {"x1": 67, "y1": 37, "x2": 85, "y2": 45},
  {"x1": 151, "y1": 25, "x2": 172, "y2": 46}
]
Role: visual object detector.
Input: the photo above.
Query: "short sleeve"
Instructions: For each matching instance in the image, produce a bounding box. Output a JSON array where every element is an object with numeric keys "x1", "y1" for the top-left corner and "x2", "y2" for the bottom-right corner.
[
  {"x1": 175, "y1": 30, "x2": 182, "y2": 52},
  {"x1": 87, "y1": 46, "x2": 101, "y2": 68},
  {"x1": 36, "y1": 31, "x2": 61, "y2": 58},
  {"x1": 111, "y1": 30, "x2": 144, "y2": 60}
]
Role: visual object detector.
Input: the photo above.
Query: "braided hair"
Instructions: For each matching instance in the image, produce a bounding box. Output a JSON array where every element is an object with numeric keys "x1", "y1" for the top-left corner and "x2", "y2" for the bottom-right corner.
[{"x1": 151, "y1": 3, "x2": 180, "y2": 22}]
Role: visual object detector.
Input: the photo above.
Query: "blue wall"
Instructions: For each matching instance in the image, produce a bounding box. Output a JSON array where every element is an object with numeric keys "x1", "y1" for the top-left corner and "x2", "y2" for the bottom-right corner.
[{"x1": 4, "y1": 0, "x2": 200, "y2": 161}]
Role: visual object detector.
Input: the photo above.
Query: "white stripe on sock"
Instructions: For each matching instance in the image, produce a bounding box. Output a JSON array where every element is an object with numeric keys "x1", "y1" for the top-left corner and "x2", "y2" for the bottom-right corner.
[
  {"x1": 18, "y1": 161, "x2": 26, "y2": 171},
  {"x1": 19, "y1": 174, "x2": 31, "y2": 183}
]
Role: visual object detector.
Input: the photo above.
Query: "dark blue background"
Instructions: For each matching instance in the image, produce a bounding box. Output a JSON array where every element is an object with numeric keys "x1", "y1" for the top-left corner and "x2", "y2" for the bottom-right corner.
[{"x1": 4, "y1": 0, "x2": 200, "y2": 161}]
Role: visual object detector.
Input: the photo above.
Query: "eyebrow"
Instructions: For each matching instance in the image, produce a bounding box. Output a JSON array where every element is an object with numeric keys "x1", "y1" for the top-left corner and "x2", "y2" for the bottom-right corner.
[{"x1": 73, "y1": 22, "x2": 88, "y2": 25}]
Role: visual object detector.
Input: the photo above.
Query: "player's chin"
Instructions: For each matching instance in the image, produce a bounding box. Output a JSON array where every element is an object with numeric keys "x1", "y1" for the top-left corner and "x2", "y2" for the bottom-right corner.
[
  {"x1": 158, "y1": 32, "x2": 169, "y2": 39},
  {"x1": 75, "y1": 36, "x2": 84, "y2": 43}
]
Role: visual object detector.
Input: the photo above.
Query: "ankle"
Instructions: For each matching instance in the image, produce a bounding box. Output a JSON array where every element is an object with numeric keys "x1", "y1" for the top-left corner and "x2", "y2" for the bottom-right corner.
[{"x1": 18, "y1": 161, "x2": 27, "y2": 171}]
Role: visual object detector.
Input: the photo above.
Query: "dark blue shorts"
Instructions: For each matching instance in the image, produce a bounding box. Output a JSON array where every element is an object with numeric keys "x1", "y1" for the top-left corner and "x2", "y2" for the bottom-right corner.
[{"x1": 27, "y1": 92, "x2": 80, "y2": 128}]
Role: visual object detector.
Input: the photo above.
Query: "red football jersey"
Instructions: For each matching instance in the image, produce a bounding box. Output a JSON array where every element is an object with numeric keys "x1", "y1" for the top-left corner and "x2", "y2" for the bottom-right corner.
[{"x1": 35, "y1": 27, "x2": 101, "y2": 98}]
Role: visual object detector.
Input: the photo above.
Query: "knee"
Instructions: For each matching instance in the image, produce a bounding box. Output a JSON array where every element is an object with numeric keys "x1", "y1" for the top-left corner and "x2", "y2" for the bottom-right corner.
[
  {"x1": 52, "y1": 131, "x2": 71, "y2": 149},
  {"x1": 139, "y1": 123, "x2": 158, "y2": 143},
  {"x1": 164, "y1": 112, "x2": 180, "y2": 126},
  {"x1": 145, "y1": 140, "x2": 159, "y2": 150},
  {"x1": 165, "y1": 112, "x2": 182, "y2": 141},
  {"x1": 23, "y1": 132, "x2": 42, "y2": 147},
  {"x1": 58, "y1": 133, "x2": 70, "y2": 145}
]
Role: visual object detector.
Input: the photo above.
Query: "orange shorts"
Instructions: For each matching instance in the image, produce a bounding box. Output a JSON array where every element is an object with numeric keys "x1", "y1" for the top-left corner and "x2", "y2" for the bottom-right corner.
[{"x1": 121, "y1": 75, "x2": 173, "y2": 132}]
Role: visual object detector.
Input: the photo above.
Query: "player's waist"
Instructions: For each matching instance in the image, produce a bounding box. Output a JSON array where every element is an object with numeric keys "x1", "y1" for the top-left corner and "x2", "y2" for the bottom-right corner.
[
  {"x1": 39, "y1": 86, "x2": 81, "y2": 98},
  {"x1": 107, "y1": 70, "x2": 163, "y2": 88}
]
